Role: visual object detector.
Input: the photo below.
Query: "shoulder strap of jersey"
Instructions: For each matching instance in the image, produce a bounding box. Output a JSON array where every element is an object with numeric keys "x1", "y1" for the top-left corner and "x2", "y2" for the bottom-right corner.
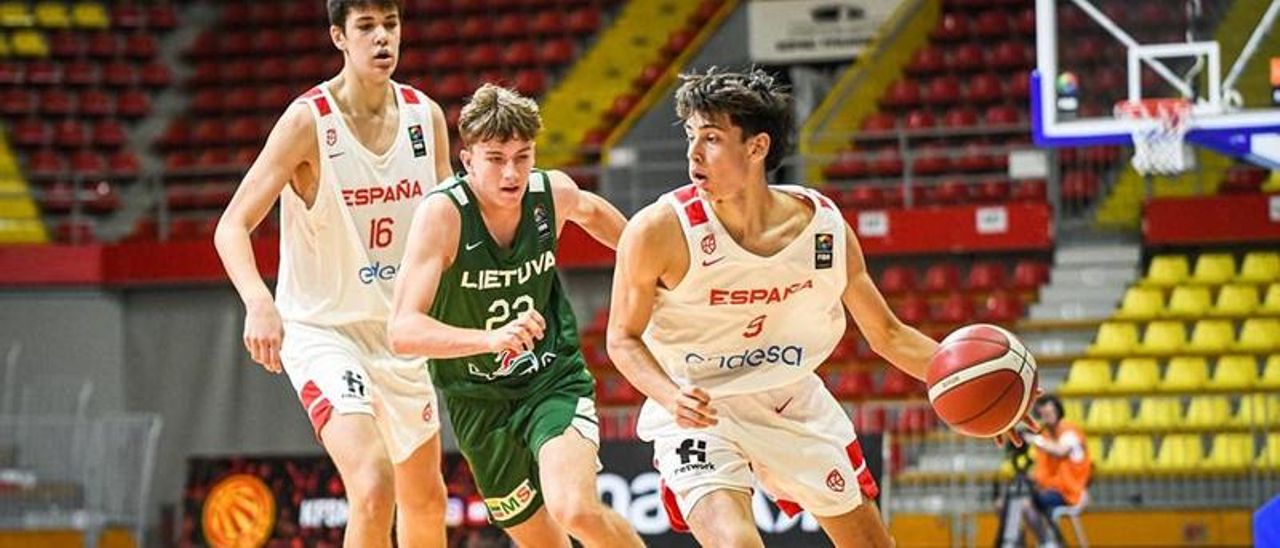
[{"x1": 662, "y1": 184, "x2": 723, "y2": 270}]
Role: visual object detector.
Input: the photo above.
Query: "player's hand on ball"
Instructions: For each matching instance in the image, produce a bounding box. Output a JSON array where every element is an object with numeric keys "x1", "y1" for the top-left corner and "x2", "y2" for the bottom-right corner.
[
  {"x1": 668, "y1": 385, "x2": 718, "y2": 429},
  {"x1": 994, "y1": 387, "x2": 1044, "y2": 448},
  {"x1": 243, "y1": 300, "x2": 284, "y2": 374},
  {"x1": 488, "y1": 309, "x2": 546, "y2": 354}
]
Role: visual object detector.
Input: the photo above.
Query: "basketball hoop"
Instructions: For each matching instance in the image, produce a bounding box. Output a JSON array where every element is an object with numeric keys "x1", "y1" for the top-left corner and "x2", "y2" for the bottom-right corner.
[{"x1": 1114, "y1": 99, "x2": 1195, "y2": 176}]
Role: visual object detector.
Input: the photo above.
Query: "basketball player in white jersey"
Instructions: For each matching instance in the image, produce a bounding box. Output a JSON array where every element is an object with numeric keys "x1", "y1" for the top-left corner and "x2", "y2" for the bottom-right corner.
[
  {"x1": 214, "y1": 2, "x2": 450, "y2": 546},
  {"x1": 607, "y1": 69, "x2": 1036, "y2": 547}
]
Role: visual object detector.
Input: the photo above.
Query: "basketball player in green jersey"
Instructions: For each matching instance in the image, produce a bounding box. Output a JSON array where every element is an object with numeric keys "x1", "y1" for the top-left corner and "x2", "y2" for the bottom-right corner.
[{"x1": 388, "y1": 84, "x2": 643, "y2": 547}]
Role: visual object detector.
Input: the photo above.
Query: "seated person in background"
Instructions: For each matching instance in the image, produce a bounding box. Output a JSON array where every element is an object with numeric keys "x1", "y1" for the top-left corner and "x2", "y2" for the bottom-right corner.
[{"x1": 1023, "y1": 394, "x2": 1092, "y2": 541}]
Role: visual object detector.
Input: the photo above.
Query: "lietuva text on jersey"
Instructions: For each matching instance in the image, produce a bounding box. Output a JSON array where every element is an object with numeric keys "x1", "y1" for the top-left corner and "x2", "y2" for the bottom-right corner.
[
  {"x1": 342, "y1": 178, "x2": 425, "y2": 207},
  {"x1": 460, "y1": 250, "x2": 557, "y2": 290}
]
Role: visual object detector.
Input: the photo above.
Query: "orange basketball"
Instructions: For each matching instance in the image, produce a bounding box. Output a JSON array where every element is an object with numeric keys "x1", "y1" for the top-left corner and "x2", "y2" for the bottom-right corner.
[{"x1": 927, "y1": 324, "x2": 1038, "y2": 438}]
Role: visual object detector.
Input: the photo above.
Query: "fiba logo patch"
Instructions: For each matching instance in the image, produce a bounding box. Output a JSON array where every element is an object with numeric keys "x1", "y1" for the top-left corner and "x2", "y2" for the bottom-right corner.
[
  {"x1": 325, "y1": 128, "x2": 337, "y2": 147},
  {"x1": 700, "y1": 233, "x2": 717, "y2": 255},
  {"x1": 202, "y1": 474, "x2": 276, "y2": 547},
  {"x1": 826, "y1": 469, "x2": 846, "y2": 492}
]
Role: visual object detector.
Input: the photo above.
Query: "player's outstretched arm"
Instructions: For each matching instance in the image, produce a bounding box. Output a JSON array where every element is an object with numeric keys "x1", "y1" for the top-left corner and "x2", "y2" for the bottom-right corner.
[
  {"x1": 214, "y1": 103, "x2": 315, "y2": 373},
  {"x1": 427, "y1": 98, "x2": 453, "y2": 182},
  {"x1": 388, "y1": 194, "x2": 546, "y2": 358},
  {"x1": 607, "y1": 204, "x2": 717, "y2": 428},
  {"x1": 547, "y1": 169, "x2": 626, "y2": 250},
  {"x1": 839, "y1": 223, "x2": 938, "y2": 381}
]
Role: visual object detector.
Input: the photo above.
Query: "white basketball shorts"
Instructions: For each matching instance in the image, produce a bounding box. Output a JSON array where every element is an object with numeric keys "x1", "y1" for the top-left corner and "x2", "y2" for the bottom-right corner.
[
  {"x1": 637, "y1": 373, "x2": 878, "y2": 530},
  {"x1": 280, "y1": 320, "x2": 440, "y2": 463}
]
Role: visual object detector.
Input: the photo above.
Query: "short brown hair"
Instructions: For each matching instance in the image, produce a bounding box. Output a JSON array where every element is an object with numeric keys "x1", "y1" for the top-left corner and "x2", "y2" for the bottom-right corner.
[
  {"x1": 458, "y1": 84, "x2": 542, "y2": 146},
  {"x1": 328, "y1": 0, "x2": 400, "y2": 28},
  {"x1": 675, "y1": 68, "x2": 793, "y2": 172}
]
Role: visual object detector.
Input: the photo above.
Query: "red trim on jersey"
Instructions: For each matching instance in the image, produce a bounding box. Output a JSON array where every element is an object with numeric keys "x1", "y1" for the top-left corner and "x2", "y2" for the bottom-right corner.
[
  {"x1": 845, "y1": 439, "x2": 880, "y2": 499},
  {"x1": 776, "y1": 499, "x2": 804, "y2": 517},
  {"x1": 313, "y1": 96, "x2": 332, "y2": 117},
  {"x1": 659, "y1": 481, "x2": 691, "y2": 533},
  {"x1": 673, "y1": 184, "x2": 698, "y2": 204},
  {"x1": 684, "y1": 201, "x2": 709, "y2": 227},
  {"x1": 400, "y1": 86, "x2": 420, "y2": 104},
  {"x1": 300, "y1": 380, "x2": 322, "y2": 408},
  {"x1": 299, "y1": 87, "x2": 323, "y2": 99}
]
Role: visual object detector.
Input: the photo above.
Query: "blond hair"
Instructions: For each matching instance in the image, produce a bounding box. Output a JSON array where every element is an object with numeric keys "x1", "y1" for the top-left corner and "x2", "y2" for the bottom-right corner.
[{"x1": 458, "y1": 84, "x2": 542, "y2": 146}]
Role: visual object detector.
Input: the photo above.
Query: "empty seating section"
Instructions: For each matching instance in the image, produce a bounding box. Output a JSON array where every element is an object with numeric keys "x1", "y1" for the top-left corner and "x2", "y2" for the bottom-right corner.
[
  {"x1": 1066, "y1": 247, "x2": 1280, "y2": 477},
  {"x1": 157, "y1": 0, "x2": 628, "y2": 242},
  {"x1": 1, "y1": 1, "x2": 174, "y2": 242},
  {"x1": 815, "y1": 0, "x2": 1183, "y2": 210}
]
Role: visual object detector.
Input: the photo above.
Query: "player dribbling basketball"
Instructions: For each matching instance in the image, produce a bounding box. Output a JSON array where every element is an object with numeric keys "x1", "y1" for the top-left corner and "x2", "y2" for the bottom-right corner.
[{"x1": 607, "y1": 68, "x2": 1037, "y2": 547}]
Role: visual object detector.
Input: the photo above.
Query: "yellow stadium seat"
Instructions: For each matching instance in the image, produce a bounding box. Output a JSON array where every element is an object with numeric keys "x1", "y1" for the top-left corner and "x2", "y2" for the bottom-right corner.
[
  {"x1": 1085, "y1": 398, "x2": 1132, "y2": 433},
  {"x1": 1060, "y1": 359, "x2": 1112, "y2": 395},
  {"x1": 1235, "y1": 318, "x2": 1280, "y2": 352},
  {"x1": 1087, "y1": 322, "x2": 1139, "y2": 356},
  {"x1": 1102, "y1": 435, "x2": 1154, "y2": 473},
  {"x1": 1154, "y1": 434, "x2": 1204, "y2": 471},
  {"x1": 1190, "y1": 253, "x2": 1236, "y2": 285},
  {"x1": 1257, "y1": 434, "x2": 1280, "y2": 469},
  {"x1": 1239, "y1": 252, "x2": 1280, "y2": 284},
  {"x1": 1212, "y1": 284, "x2": 1260, "y2": 317},
  {"x1": 1134, "y1": 397, "x2": 1181, "y2": 430},
  {"x1": 1165, "y1": 286, "x2": 1212, "y2": 317},
  {"x1": 1061, "y1": 398, "x2": 1086, "y2": 423},
  {"x1": 1085, "y1": 437, "x2": 1104, "y2": 462},
  {"x1": 1160, "y1": 356, "x2": 1208, "y2": 392},
  {"x1": 69, "y1": 2, "x2": 107, "y2": 28},
  {"x1": 33, "y1": 2, "x2": 69, "y2": 28},
  {"x1": 1184, "y1": 396, "x2": 1232, "y2": 428},
  {"x1": 10, "y1": 29, "x2": 45, "y2": 57},
  {"x1": 1204, "y1": 433, "x2": 1253, "y2": 472},
  {"x1": 1262, "y1": 283, "x2": 1280, "y2": 314},
  {"x1": 1234, "y1": 394, "x2": 1280, "y2": 427},
  {"x1": 0, "y1": 2, "x2": 32, "y2": 27},
  {"x1": 0, "y1": 33, "x2": 10, "y2": 57},
  {"x1": 1143, "y1": 255, "x2": 1190, "y2": 287},
  {"x1": 1116, "y1": 287, "x2": 1164, "y2": 320},
  {"x1": 1207, "y1": 355, "x2": 1258, "y2": 390},
  {"x1": 1138, "y1": 321, "x2": 1186, "y2": 355},
  {"x1": 1187, "y1": 319, "x2": 1235, "y2": 353},
  {"x1": 1263, "y1": 355, "x2": 1280, "y2": 389},
  {"x1": 1114, "y1": 358, "x2": 1160, "y2": 392}
]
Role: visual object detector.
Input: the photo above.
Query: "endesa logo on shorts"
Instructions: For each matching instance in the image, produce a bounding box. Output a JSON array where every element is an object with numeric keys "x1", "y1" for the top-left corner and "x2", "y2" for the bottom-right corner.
[
  {"x1": 358, "y1": 261, "x2": 399, "y2": 284},
  {"x1": 709, "y1": 279, "x2": 813, "y2": 306},
  {"x1": 684, "y1": 345, "x2": 804, "y2": 370}
]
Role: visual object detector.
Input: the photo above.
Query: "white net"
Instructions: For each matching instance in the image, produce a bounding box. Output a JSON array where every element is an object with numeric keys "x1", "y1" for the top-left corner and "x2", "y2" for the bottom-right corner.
[{"x1": 1115, "y1": 99, "x2": 1194, "y2": 176}]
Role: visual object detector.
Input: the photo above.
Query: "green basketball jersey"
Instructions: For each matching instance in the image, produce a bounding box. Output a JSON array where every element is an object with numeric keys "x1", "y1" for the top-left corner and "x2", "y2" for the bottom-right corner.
[{"x1": 427, "y1": 170, "x2": 588, "y2": 400}]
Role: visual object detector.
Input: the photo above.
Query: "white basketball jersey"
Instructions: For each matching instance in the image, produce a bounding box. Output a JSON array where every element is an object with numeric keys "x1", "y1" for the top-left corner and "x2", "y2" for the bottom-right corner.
[
  {"x1": 276, "y1": 81, "x2": 439, "y2": 325},
  {"x1": 642, "y1": 184, "x2": 849, "y2": 397}
]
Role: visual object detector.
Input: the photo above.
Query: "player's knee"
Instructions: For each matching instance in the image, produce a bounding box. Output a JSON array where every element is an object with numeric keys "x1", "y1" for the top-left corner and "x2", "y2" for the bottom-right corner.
[
  {"x1": 400, "y1": 474, "x2": 447, "y2": 517},
  {"x1": 546, "y1": 495, "x2": 606, "y2": 534},
  {"x1": 344, "y1": 464, "x2": 396, "y2": 520},
  {"x1": 690, "y1": 517, "x2": 763, "y2": 548}
]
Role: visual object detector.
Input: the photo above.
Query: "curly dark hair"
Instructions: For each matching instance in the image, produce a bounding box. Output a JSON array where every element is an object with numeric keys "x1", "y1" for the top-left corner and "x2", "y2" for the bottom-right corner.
[
  {"x1": 674, "y1": 67, "x2": 794, "y2": 173},
  {"x1": 328, "y1": 0, "x2": 400, "y2": 28}
]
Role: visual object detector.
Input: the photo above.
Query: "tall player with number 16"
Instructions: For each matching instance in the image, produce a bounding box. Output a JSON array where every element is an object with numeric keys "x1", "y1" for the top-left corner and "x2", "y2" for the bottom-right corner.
[{"x1": 214, "y1": 1, "x2": 452, "y2": 546}]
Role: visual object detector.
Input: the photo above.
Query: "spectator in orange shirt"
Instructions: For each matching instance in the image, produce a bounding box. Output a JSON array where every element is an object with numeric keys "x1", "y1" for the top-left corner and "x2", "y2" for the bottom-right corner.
[{"x1": 1023, "y1": 394, "x2": 1092, "y2": 541}]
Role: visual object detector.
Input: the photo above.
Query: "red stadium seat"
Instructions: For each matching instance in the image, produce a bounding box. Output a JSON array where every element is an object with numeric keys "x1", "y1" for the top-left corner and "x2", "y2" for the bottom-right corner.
[
  {"x1": 108, "y1": 151, "x2": 140, "y2": 179},
  {"x1": 942, "y1": 107, "x2": 979, "y2": 128},
  {"x1": 141, "y1": 61, "x2": 172, "y2": 88},
  {"x1": 39, "y1": 89, "x2": 76, "y2": 116},
  {"x1": 928, "y1": 179, "x2": 970, "y2": 204},
  {"x1": 870, "y1": 146, "x2": 904, "y2": 177},
  {"x1": 102, "y1": 61, "x2": 136, "y2": 88},
  {"x1": 974, "y1": 10, "x2": 1010, "y2": 38},
  {"x1": 48, "y1": 31, "x2": 83, "y2": 58},
  {"x1": 148, "y1": 4, "x2": 178, "y2": 31},
  {"x1": 1006, "y1": 72, "x2": 1031, "y2": 101},
  {"x1": 225, "y1": 88, "x2": 257, "y2": 113},
  {"x1": 567, "y1": 6, "x2": 602, "y2": 34},
  {"x1": 964, "y1": 73, "x2": 1003, "y2": 104},
  {"x1": 831, "y1": 371, "x2": 875, "y2": 399},
  {"x1": 26, "y1": 61, "x2": 62, "y2": 86},
  {"x1": 41, "y1": 182, "x2": 74, "y2": 212},
  {"x1": 954, "y1": 142, "x2": 995, "y2": 173},
  {"x1": 991, "y1": 41, "x2": 1033, "y2": 70},
  {"x1": 861, "y1": 112, "x2": 897, "y2": 134},
  {"x1": 459, "y1": 17, "x2": 489, "y2": 41},
  {"x1": 0, "y1": 89, "x2": 31, "y2": 116},
  {"x1": 663, "y1": 28, "x2": 696, "y2": 59},
  {"x1": 903, "y1": 109, "x2": 936, "y2": 131},
  {"x1": 951, "y1": 43, "x2": 987, "y2": 72},
  {"x1": 925, "y1": 76, "x2": 962, "y2": 106},
  {"x1": 930, "y1": 13, "x2": 971, "y2": 42},
  {"x1": 879, "y1": 368, "x2": 922, "y2": 397},
  {"x1": 531, "y1": 11, "x2": 565, "y2": 36},
  {"x1": 879, "y1": 79, "x2": 922, "y2": 109},
  {"x1": 934, "y1": 292, "x2": 975, "y2": 323},
  {"x1": 1012, "y1": 260, "x2": 1049, "y2": 290},
  {"x1": 64, "y1": 60, "x2": 100, "y2": 87},
  {"x1": 894, "y1": 294, "x2": 931, "y2": 325},
  {"x1": 823, "y1": 152, "x2": 867, "y2": 180},
  {"x1": 71, "y1": 150, "x2": 107, "y2": 179},
  {"x1": 966, "y1": 261, "x2": 1007, "y2": 292},
  {"x1": 94, "y1": 120, "x2": 127, "y2": 150},
  {"x1": 53, "y1": 120, "x2": 88, "y2": 149},
  {"x1": 879, "y1": 266, "x2": 917, "y2": 296},
  {"x1": 539, "y1": 39, "x2": 575, "y2": 65},
  {"x1": 27, "y1": 149, "x2": 63, "y2": 177},
  {"x1": 922, "y1": 263, "x2": 961, "y2": 293},
  {"x1": 906, "y1": 46, "x2": 948, "y2": 75},
  {"x1": 116, "y1": 90, "x2": 151, "y2": 119},
  {"x1": 513, "y1": 69, "x2": 547, "y2": 96},
  {"x1": 844, "y1": 185, "x2": 884, "y2": 209},
  {"x1": 1012, "y1": 179, "x2": 1047, "y2": 202},
  {"x1": 465, "y1": 43, "x2": 502, "y2": 67},
  {"x1": 87, "y1": 32, "x2": 120, "y2": 58},
  {"x1": 912, "y1": 145, "x2": 952, "y2": 176},
  {"x1": 985, "y1": 105, "x2": 1022, "y2": 126},
  {"x1": 125, "y1": 34, "x2": 159, "y2": 60},
  {"x1": 494, "y1": 13, "x2": 527, "y2": 39},
  {"x1": 973, "y1": 178, "x2": 1010, "y2": 203}
]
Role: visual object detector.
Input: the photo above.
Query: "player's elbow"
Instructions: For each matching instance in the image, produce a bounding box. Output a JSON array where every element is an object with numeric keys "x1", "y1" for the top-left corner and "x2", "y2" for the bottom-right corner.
[
  {"x1": 864, "y1": 318, "x2": 908, "y2": 356},
  {"x1": 386, "y1": 315, "x2": 416, "y2": 355},
  {"x1": 604, "y1": 329, "x2": 639, "y2": 371}
]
